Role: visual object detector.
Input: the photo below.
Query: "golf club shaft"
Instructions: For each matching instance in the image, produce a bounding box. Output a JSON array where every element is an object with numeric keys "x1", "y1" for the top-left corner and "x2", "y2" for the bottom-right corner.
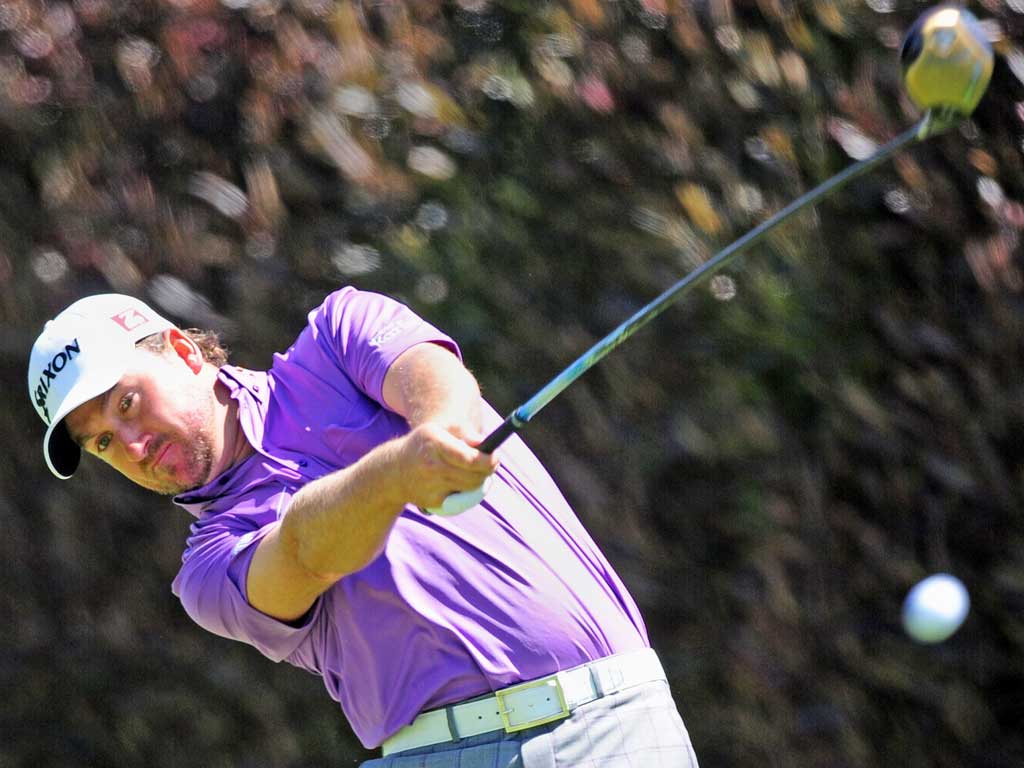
[{"x1": 477, "y1": 117, "x2": 928, "y2": 455}]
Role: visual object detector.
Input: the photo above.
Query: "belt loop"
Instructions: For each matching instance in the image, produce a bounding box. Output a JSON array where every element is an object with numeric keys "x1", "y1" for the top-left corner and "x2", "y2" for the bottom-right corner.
[
  {"x1": 607, "y1": 665, "x2": 625, "y2": 691},
  {"x1": 588, "y1": 665, "x2": 606, "y2": 698},
  {"x1": 591, "y1": 658, "x2": 625, "y2": 698},
  {"x1": 445, "y1": 705, "x2": 461, "y2": 742}
]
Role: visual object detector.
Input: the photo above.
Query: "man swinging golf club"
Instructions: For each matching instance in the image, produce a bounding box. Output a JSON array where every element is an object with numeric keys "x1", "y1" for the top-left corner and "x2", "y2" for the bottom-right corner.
[{"x1": 28, "y1": 288, "x2": 698, "y2": 766}]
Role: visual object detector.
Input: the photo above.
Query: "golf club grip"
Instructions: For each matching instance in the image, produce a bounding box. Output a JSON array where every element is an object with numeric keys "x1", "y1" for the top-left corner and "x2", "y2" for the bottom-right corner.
[
  {"x1": 427, "y1": 476, "x2": 494, "y2": 516},
  {"x1": 476, "y1": 416, "x2": 519, "y2": 454}
]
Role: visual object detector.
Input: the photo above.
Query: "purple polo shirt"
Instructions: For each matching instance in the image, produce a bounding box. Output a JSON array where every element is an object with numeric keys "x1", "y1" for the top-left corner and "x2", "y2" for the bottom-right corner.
[{"x1": 170, "y1": 287, "x2": 648, "y2": 749}]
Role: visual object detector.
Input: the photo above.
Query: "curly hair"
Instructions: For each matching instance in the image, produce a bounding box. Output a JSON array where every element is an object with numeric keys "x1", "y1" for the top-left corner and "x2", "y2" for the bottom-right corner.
[{"x1": 135, "y1": 329, "x2": 230, "y2": 367}]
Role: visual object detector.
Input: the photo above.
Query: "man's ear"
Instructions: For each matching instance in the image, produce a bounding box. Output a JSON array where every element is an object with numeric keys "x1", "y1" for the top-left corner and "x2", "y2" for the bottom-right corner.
[{"x1": 167, "y1": 329, "x2": 204, "y2": 373}]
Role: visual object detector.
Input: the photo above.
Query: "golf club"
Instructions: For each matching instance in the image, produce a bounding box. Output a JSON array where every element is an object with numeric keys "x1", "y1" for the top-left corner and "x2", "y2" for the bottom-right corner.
[{"x1": 428, "y1": 5, "x2": 994, "y2": 516}]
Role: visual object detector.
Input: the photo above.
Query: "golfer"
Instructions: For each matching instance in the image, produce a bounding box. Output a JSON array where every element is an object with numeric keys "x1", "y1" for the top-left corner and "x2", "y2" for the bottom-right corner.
[{"x1": 28, "y1": 288, "x2": 698, "y2": 766}]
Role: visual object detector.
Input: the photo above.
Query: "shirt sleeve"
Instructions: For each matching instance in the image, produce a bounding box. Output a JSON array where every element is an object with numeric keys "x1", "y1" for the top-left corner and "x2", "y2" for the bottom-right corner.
[
  {"x1": 311, "y1": 287, "x2": 461, "y2": 405},
  {"x1": 171, "y1": 513, "x2": 322, "y2": 663}
]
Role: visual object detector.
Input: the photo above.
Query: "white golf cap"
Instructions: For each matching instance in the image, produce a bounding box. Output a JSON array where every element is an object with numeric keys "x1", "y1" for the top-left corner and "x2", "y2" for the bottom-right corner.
[{"x1": 28, "y1": 294, "x2": 175, "y2": 479}]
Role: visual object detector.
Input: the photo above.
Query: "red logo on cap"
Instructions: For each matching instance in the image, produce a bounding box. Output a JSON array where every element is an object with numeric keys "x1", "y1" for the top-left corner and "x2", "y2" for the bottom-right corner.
[{"x1": 110, "y1": 308, "x2": 148, "y2": 332}]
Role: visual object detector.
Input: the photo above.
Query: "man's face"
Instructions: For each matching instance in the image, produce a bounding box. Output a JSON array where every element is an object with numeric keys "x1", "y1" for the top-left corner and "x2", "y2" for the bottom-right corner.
[{"x1": 63, "y1": 343, "x2": 218, "y2": 495}]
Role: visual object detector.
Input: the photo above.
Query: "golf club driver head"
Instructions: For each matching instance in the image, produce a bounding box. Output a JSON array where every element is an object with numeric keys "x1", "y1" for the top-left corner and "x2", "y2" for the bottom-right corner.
[{"x1": 901, "y1": 6, "x2": 993, "y2": 134}]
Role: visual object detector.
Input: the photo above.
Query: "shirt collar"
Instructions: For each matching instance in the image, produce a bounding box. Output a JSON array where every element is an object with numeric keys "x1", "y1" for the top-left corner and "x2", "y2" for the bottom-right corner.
[{"x1": 173, "y1": 365, "x2": 269, "y2": 517}]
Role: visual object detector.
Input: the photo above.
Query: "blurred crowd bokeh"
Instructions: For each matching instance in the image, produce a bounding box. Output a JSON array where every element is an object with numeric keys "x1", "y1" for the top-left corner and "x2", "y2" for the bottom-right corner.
[{"x1": 2, "y1": 0, "x2": 1024, "y2": 766}]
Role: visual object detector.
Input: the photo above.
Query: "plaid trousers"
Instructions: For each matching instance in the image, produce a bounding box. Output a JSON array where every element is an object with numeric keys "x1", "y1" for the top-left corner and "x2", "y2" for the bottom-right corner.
[{"x1": 360, "y1": 680, "x2": 699, "y2": 768}]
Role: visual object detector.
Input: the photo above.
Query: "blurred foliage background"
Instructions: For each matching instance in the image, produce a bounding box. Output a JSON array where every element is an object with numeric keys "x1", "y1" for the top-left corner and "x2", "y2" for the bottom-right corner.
[{"x1": 2, "y1": 0, "x2": 1023, "y2": 766}]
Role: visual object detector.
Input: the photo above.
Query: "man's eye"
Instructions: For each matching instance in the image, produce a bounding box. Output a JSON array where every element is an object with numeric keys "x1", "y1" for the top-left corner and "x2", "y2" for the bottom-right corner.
[
  {"x1": 97, "y1": 435, "x2": 112, "y2": 452},
  {"x1": 119, "y1": 393, "x2": 135, "y2": 413}
]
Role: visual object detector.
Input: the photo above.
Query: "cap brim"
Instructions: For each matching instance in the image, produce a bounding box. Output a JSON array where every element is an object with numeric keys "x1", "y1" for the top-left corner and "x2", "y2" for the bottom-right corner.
[{"x1": 44, "y1": 421, "x2": 80, "y2": 480}]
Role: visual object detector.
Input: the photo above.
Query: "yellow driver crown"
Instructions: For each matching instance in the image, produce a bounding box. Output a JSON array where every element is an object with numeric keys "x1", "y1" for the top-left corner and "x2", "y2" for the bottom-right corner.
[{"x1": 901, "y1": 6, "x2": 994, "y2": 116}]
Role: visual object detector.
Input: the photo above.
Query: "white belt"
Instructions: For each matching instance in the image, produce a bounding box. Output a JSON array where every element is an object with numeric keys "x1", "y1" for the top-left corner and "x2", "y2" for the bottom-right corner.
[{"x1": 381, "y1": 648, "x2": 666, "y2": 756}]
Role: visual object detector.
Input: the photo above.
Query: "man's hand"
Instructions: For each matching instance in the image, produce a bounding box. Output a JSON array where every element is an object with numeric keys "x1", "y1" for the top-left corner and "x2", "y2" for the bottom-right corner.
[{"x1": 397, "y1": 422, "x2": 498, "y2": 509}]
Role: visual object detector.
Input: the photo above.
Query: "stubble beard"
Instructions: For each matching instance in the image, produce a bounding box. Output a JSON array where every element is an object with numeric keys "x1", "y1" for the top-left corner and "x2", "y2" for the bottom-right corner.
[{"x1": 151, "y1": 390, "x2": 217, "y2": 497}]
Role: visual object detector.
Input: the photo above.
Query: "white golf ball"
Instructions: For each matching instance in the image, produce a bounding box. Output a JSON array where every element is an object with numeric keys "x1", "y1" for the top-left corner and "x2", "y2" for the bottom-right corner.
[{"x1": 902, "y1": 573, "x2": 970, "y2": 644}]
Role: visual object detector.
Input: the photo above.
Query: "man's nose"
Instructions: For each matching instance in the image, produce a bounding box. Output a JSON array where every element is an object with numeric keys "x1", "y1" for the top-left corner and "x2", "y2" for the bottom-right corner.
[{"x1": 117, "y1": 425, "x2": 151, "y2": 462}]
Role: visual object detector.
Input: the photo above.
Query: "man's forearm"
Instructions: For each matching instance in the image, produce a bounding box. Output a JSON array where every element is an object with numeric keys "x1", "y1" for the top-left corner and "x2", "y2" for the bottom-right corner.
[{"x1": 279, "y1": 437, "x2": 411, "y2": 580}]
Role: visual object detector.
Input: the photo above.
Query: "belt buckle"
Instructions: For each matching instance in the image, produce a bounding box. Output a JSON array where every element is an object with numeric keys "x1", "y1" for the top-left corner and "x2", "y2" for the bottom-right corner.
[{"x1": 495, "y1": 677, "x2": 570, "y2": 733}]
